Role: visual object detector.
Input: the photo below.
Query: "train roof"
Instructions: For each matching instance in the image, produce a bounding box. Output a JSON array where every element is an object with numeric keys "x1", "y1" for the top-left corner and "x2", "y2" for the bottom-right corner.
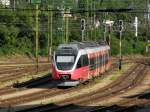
[
  {"x1": 58, "y1": 41, "x2": 109, "y2": 50},
  {"x1": 55, "y1": 41, "x2": 109, "y2": 55}
]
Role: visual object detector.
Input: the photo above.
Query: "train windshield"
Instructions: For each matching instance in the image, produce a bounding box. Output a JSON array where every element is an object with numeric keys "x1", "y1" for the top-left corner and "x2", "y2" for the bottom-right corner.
[{"x1": 56, "y1": 55, "x2": 75, "y2": 70}]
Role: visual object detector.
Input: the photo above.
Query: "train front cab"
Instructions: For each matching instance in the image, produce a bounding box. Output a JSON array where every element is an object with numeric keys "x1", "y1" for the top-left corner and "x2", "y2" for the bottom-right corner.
[{"x1": 52, "y1": 53, "x2": 91, "y2": 86}]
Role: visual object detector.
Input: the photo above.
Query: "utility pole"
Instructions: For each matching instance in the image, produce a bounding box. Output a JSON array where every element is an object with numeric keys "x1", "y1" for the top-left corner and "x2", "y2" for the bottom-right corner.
[
  {"x1": 103, "y1": 20, "x2": 114, "y2": 45},
  {"x1": 86, "y1": 0, "x2": 89, "y2": 40},
  {"x1": 61, "y1": 8, "x2": 64, "y2": 44},
  {"x1": 81, "y1": 19, "x2": 86, "y2": 41},
  {"x1": 134, "y1": 17, "x2": 138, "y2": 38},
  {"x1": 133, "y1": 16, "x2": 138, "y2": 49},
  {"x1": 13, "y1": 0, "x2": 16, "y2": 10},
  {"x1": 65, "y1": 15, "x2": 69, "y2": 43},
  {"x1": 31, "y1": 0, "x2": 41, "y2": 72},
  {"x1": 103, "y1": 10, "x2": 107, "y2": 41},
  {"x1": 108, "y1": 25, "x2": 111, "y2": 46},
  {"x1": 119, "y1": 20, "x2": 123, "y2": 70},
  {"x1": 35, "y1": 4, "x2": 39, "y2": 72},
  {"x1": 146, "y1": 0, "x2": 150, "y2": 52},
  {"x1": 90, "y1": 3, "x2": 93, "y2": 40},
  {"x1": 48, "y1": 5, "x2": 53, "y2": 62},
  {"x1": 65, "y1": 8, "x2": 70, "y2": 43},
  {"x1": 57, "y1": 2, "x2": 64, "y2": 43},
  {"x1": 50, "y1": 6, "x2": 53, "y2": 58},
  {"x1": 94, "y1": 0, "x2": 96, "y2": 41},
  {"x1": 47, "y1": 5, "x2": 50, "y2": 61},
  {"x1": 104, "y1": 20, "x2": 107, "y2": 41}
]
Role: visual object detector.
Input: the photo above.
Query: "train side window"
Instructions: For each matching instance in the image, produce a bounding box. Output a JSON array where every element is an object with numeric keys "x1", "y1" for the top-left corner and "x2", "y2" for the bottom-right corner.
[
  {"x1": 98, "y1": 55, "x2": 101, "y2": 66},
  {"x1": 77, "y1": 54, "x2": 89, "y2": 68},
  {"x1": 106, "y1": 53, "x2": 108, "y2": 64},
  {"x1": 104, "y1": 54, "x2": 106, "y2": 64},
  {"x1": 105, "y1": 51, "x2": 109, "y2": 64},
  {"x1": 108, "y1": 50, "x2": 110, "y2": 59},
  {"x1": 105, "y1": 54, "x2": 106, "y2": 62},
  {"x1": 102, "y1": 54, "x2": 104, "y2": 66},
  {"x1": 83, "y1": 54, "x2": 89, "y2": 66},
  {"x1": 90, "y1": 58, "x2": 94, "y2": 65},
  {"x1": 100, "y1": 55, "x2": 103, "y2": 66},
  {"x1": 105, "y1": 55, "x2": 106, "y2": 63},
  {"x1": 96, "y1": 55, "x2": 99, "y2": 66},
  {"x1": 77, "y1": 59, "x2": 82, "y2": 68}
]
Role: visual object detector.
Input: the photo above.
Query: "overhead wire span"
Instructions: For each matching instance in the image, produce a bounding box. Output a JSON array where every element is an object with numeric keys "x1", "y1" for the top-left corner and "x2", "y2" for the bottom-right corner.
[{"x1": 0, "y1": 7, "x2": 148, "y2": 14}]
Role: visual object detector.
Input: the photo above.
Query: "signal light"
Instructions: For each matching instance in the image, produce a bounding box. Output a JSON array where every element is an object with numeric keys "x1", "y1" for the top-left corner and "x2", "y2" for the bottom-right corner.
[
  {"x1": 119, "y1": 20, "x2": 123, "y2": 31},
  {"x1": 81, "y1": 19, "x2": 85, "y2": 31}
]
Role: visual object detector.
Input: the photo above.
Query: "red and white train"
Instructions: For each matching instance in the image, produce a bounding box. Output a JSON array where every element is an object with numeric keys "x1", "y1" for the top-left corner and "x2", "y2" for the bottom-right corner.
[{"x1": 52, "y1": 41, "x2": 111, "y2": 86}]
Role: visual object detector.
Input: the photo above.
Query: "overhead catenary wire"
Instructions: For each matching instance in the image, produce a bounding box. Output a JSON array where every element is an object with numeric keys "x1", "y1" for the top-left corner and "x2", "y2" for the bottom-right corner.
[{"x1": 0, "y1": 7, "x2": 149, "y2": 14}]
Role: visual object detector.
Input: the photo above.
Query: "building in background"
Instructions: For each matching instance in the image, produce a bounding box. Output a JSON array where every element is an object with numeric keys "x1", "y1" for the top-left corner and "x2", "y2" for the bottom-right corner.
[
  {"x1": 0, "y1": 0, "x2": 31, "y2": 7},
  {"x1": 0, "y1": 0, "x2": 10, "y2": 6}
]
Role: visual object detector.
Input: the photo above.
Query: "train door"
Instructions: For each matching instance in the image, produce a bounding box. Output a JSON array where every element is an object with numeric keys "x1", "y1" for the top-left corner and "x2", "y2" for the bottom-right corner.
[
  {"x1": 89, "y1": 53, "x2": 96, "y2": 77},
  {"x1": 99, "y1": 52, "x2": 102, "y2": 74},
  {"x1": 87, "y1": 54, "x2": 90, "y2": 79},
  {"x1": 106, "y1": 50, "x2": 110, "y2": 69},
  {"x1": 102, "y1": 51, "x2": 105, "y2": 73},
  {"x1": 97, "y1": 52, "x2": 100, "y2": 75},
  {"x1": 106, "y1": 51, "x2": 108, "y2": 69},
  {"x1": 96, "y1": 53, "x2": 99, "y2": 75},
  {"x1": 103, "y1": 51, "x2": 106, "y2": 72},
  {"x1": 96, "y1": 52, "x2": 98, "y2": 76},
  {"x1": 95, "y1": 53, "x2": 97, "y2": 76},
  {"x1": 76, "y1": 54, "x2": 89, "y2": 80}
]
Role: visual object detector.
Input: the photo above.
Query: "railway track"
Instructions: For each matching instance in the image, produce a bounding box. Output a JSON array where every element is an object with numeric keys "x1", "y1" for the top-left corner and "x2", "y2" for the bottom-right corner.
[
  {"x1": 0, "y1": 62, "x2": 50, "y2": 79},
  {"x1": 109, "y1": 81, "x2": 150, "y2": 112},
  {"x1": 0, "y1": 64, "x2": 51, "y2": 99},
  {"x1": 13, "y1": 63, "x2": 148, "y2": 112},
  {"x1": 0, "y1": 59, "x2": 127, "y2": 108},
  {"x1": 0, "y1": 67, "x2": 23, "y2": 75},
  {"x1": 87, "y1": 92, "x2": 150, "y2": 112},
  {"x1": 0, "y1": 73, "x2": 52, "y2": 96},
  {"x1": 0, "y1": 58, "x2": 149, "y2": 112},
  {"x1": 0, "y1": 82, "x2": 77, "y2": 107},
  {"x1": 0, "y1": 67, "x2": 24, "y2": 78},
  {"x1": 50, "y1": 65, "x2": 148, "y2": 112},
  {"x1": 0, "y1": 62, "x2": 51, "y2": 67},
  {"x1": 0, "y1": 64, "x2": 50, "y2": 83},
  {"x1": 0, "y1": 65, "x2": 50, "y2": 83},
  {"x1": 0, "y1": 57, "x2": 140, "y2": 86}
]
